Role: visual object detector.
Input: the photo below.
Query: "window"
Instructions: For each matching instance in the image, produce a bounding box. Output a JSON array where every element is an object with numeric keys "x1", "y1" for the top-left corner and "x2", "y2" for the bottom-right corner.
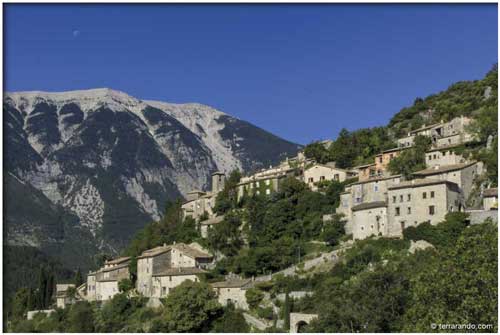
[
  {"x1": 361, "y1": 226, "x2": 364, "y2": 230},
  {"x1": 430, "y1": 191, "x2": 435, "y2": 198},
  {"x1": 379, "y1": 157, "x2": 383, "y2": 163},
  {"x1": 308, "y1": 177, "x2": 314, "y2": 183},
  {"x1": 407, "y1": 207, "x2": 411, "y2": 214},
  {"x1": 162, "y1": 287, "x2": 167, "y2": 295},
  {"x1": 390, "y1": 154, "x2": 394, "y2": 159},
  {"x1": 374, "y1": 184, "x2": 379, "y2": 192},
  {"x1": 429, "y1": 205, "x2": 435, "y2": 215},
  {"x1": 169, "y1": 276, "x2": 172, "y2": 282},
  {"x1": 395, "y1": 207, "x2": 400, "y2": 216},
  {"x1": 400, "y1": 195, "x2": 404, "y2": 202},
  {"x1": 392, "y1": 196, "x2": 396, "y2": 203},
  {"x1": 428, "y1": 155, "x2": 432, "y2": 160},
  {"x1": 320, "y1": 176, "x2": 325, "y2": 181},
  {"x1": 422, "y1": 192, "x2": 427, "y2": 199},
  {"x1": 334, "y1": 174, "x2": 339, "y2": 181},
  {"x1": 265, "y1": 179, "x2": 270, "y2": 185},
  {"x1": 407, "y1": 194, "x2": 411, "y2": 201},
  {"x1": 433, "y1": 154, "x2": 437, "y2": 159},
  {"x1": 266, "y1": 189, "x2": 271, "y2": 195},
  {"x1": 370, "y1": 225, "x2": 374, "y2": 229}
]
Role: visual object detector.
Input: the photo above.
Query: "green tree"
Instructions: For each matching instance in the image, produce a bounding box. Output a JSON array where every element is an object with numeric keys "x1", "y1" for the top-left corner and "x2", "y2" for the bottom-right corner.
[
  {"x1": 211, "y1": 303, "x2": 250, "y2": 333},
  {"x1": 387, "y1": 135, "x2": 431, "y2": 178},
  {"x1": 245, "y1": 288, "x2": 264, "y2": 310},
  {"x1": 403, "y1": 221, "x2": 498, "y2": 331},
  {"x1": 73, "y1": 268, "x2": 83, "y2": 287},
  {"x1": 213, "y1": 170, "x2": 242, "y2": 215},
  {"x1": 66, "y1": 301, "x2": 95, "y2": 332},
  {"x1": 160, "y1": 280, "x2": 222, "y2": 332},
  {"x1": 118, "y1": 278, "x2": 134, "y2": 293}
]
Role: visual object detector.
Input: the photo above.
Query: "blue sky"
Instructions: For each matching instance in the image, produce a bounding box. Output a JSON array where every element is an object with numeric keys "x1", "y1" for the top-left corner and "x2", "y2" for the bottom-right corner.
[{"x1": 4, "y1": 4, "x2": 497, "y2": 145}]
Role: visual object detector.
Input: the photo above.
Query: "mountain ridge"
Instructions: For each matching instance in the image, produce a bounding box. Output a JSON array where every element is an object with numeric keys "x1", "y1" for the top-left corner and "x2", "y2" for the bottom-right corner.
[{"x1": 4, "y1": 88, "x2": 301, "y2": 269}]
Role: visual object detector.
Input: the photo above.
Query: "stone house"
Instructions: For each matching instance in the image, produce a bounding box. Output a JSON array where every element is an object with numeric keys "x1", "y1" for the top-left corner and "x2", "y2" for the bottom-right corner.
[
  {"x1": 137, "y1": 243, "x2": 213, "y2": 298},
  {"x1": 425, "y1": 145, "x2": 468, "y2": 168},
  {"x1": 353, "y1": 163, "x2": 377, "y2": 182},
  {"x1": 55, "y1": 284, "x2": 76, "y2": 309},
  {"x1": 351, "y1": 201, "x2": 388, "y2": 240},
  {"x1": 337, "y1": 175, "x2": 402, "y2": 234},
  {"x1": 237, "y1": 173, "x2": 288, "y2": 200},
  {"x1": 150, "y1": 267, "x2": 205, "y2": 298},
  {"x1": 483, "y1": 188, "x2": 498, "y2": 210},
  {"x1": 182, "y1": 172, "x2": 226, "y2": 221},
  {"x1": 397, "y1": 116, "x2": 473, "y2": 149},
  {"x1": 374, "y1": 148, "x2": 404, "y2": 177},
  {"x1": 86, "y1": 256, "x2": 131, "y2": 302},
  {"x1": 386, "y1": 179, "x2": 462, "y2": 236},
  {"x1": 303, "y1": 163, "x2": 357, "y2": 190},
  {"x1": 137, "y1": 245, "x2": 172, "y2": 297},
  {"x1": 413, "y1": 161, "x2": 483, "y2": 204},
  {"x1": 210, "y1": 278, "x2": 255, "y2": 310}
]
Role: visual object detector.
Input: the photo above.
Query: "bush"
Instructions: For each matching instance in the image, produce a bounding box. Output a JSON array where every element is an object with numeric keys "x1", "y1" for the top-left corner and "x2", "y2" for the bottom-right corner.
[{"x1": 245, "y1": 288, "x2": 264, "y2": 310}]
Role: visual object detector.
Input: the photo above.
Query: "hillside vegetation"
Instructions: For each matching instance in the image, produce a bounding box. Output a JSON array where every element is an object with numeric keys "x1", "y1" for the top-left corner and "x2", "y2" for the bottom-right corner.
[{"x1": 304, "y1": 65, "x2": 498, "y2": 184}]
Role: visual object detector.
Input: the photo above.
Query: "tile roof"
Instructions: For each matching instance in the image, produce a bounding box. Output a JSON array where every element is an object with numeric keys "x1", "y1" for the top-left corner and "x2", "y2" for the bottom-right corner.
[
  {"x1": 484, "y1": 188, "x2": 498, "y2": 197},
  {"x1": 105, "y1": 256, "x2": 131, "y2": 265},
  {"x1": 413, "y1": 162, "x2": 477, "y2": 176},
  {"x1": 388, "y1": 178, "x2": 458, "y2": 191},
  {"x1": 352, "y1": 201, "x2": 387, "y2": 212},
  {"x1": 138, "y1": 245, "x2": 171, "y2": 259},
  {"x1": 172, "y1": 243, "x2": 212, "y2": 259},
  {"x1": 152, "y1": 267, "x2": 206, "y2": 277}
]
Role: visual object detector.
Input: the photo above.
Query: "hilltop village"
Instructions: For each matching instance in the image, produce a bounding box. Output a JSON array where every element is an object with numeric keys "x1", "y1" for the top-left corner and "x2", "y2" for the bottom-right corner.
[
  {"x1": 15, "y1": 96, "x2": 497, "y2": 333},
  {"x1": 36, "y1": 115, "x2": 497, "y2": 328}
]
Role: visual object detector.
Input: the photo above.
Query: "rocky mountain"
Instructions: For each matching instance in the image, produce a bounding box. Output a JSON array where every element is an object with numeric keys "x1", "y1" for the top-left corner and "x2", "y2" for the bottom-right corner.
[{"x1": 3, "y1": 88, "x2": 301, "y2": 268}]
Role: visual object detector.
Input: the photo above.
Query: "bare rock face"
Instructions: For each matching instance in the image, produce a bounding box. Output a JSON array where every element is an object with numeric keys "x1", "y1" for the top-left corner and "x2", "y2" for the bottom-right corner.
[{"x1": 4, "y1": 88, "x2": 301, "y2": 268}]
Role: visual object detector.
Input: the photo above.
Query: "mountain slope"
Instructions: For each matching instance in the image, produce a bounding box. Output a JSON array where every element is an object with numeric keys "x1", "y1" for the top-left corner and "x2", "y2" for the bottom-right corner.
[{"x1": 3, "y1": 88, "x2": 301, "y2": 269}]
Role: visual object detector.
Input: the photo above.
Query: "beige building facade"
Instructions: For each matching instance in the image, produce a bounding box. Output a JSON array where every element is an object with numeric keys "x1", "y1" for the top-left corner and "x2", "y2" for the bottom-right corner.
[
  {"x1": 386, "y1": 179, "x2": 462, "y2": 236},
  {"x1": 351, "y1": 202, "x2": 388, "y2": 240},
  {"x1": 211, "y1": 279, "x2": 254, "y2": 310},
  {"x1": 137, "y1": 243, "x2": 212, "y2": 299},
  {"x1": 303, "y1": 163, "x2": 357, "y2": 190},
  {"x1": 483, "y1": 188, "x2": 498, "y2": 210}
]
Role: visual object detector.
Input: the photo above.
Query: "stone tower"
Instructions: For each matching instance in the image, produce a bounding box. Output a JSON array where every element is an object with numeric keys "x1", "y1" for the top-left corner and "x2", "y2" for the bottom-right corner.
[{"x1": 211, "y1": 172, "x2": 226, "y2": 193}]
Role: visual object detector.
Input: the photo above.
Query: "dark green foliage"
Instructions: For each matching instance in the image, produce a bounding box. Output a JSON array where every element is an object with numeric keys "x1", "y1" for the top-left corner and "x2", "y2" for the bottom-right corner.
[
  {"x1": 283, "y1": 292, "x2": 291, "y2": 331},
  {"x1": 245, "y1": 288, "x2": 264, "y2": 310},
  {"x1": 303, "y1": 127, "x2": 395, "y2": 169},
  {"x1": 303, "y1": 142, "x2": 332, "y2": 164},
  {"x1": 387, "y1": 135, "x2": 432, "y2": 178},
  {"x1": 208, "y1": 211, "x2": 244, "y2": 257},
  {"x1": 256, "y1": 306, "x2": 274, "y2": 320},
  {"x1": 157, "y1": 280, "x2": 222, "y2": 332},
  {"x1": 403, "y1": 220, "x2": 498, "y2": 332},
  {"x1": 403, "y1": 212, "x2": 469, "y2": 249},
  {"x1": 125, "y1": 198, "x2": 200, "y2": 258},
  {"x1": 389, "y1": 64, "x2": 498, "y2": 137},
  {"x1": 66, "y1": 301, "x2": 95, "y2": 332},
  {"x1": 211, "y1": 177, "x2": 346, "y2": 276},
  {"x1": 95, "y1": 294, "x2": 147, "y2": 332},
  {"x1": 73, "y1": 268, "x2": 83, "y2": 287},
  {"x1": 213, "y1": 170, "x2": 242, "y2": 215},
  {"x1": 295, "y1": 216, "x2": 496, "y2": 333},
  {"x1": 118, "y1": 278, "x2": 134, "y2": 293},
  {"x1": 321, "y1": 215, "x2": 346, "y2": 246},
  {"x1": 211, "y1": 304, "x2": 250, "y2": 333}
]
